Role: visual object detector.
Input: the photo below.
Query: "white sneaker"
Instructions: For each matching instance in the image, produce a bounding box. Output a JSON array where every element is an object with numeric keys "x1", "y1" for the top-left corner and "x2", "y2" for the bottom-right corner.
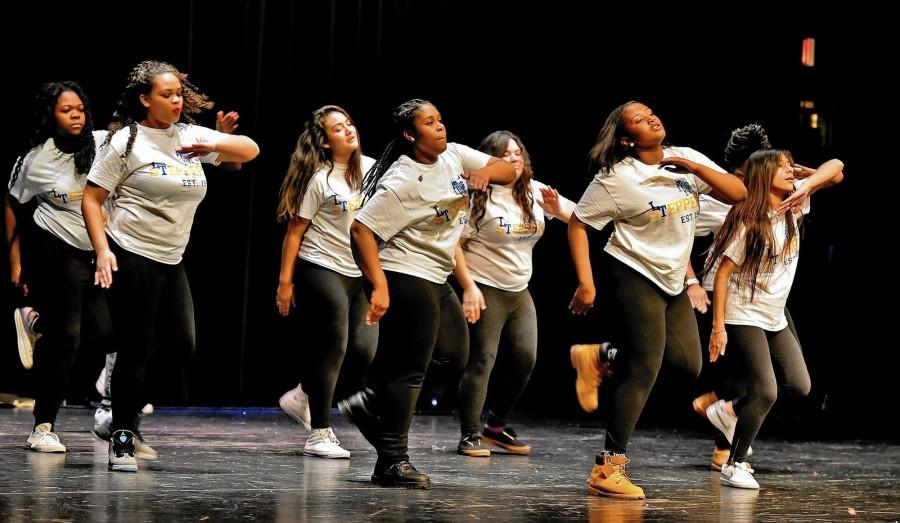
[
  {"x1": 721, "y1": 461, "x2": 759, "y2": 489},
  {"x1": 279, "y1": 384, "x2": 311, "y2": 431},
  {"x1": 706, "y1": 400, "x2": 752, "y2": 456},
  {"x1": 303, "y1": 427, "x2": 350, "y2": 459},
  {"x1": 141, "y1": 403, "x2": 154, "y2": 416},
  {"x1": 26, "y1": 423, "x2": 66, "y2": 453},
  {"x1": 14, "y1": 307, "x2": 40, "y2": 370}
]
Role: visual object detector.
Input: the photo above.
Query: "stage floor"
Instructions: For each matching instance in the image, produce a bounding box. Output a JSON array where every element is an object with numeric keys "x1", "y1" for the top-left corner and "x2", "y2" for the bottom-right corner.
[{"x1": 0, "y1": 407, "x2": 897, "y2": 521}]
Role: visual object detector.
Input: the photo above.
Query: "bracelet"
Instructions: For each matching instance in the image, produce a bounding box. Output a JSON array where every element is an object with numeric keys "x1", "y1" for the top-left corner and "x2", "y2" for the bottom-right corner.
[
  {"x1": 685, "y1": 278, "x2": 700, "y2": 286},
  {"x1": 711, "y1": 328, "x2": 725, "y2": 334}
]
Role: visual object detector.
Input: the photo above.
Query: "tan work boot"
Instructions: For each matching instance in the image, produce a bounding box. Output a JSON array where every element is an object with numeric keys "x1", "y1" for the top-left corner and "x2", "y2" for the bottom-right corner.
[
  {"x1": 587, "y1": 452, "x2": 645, "y2": 499},
  {"x1": 571, "y1": 344, "x2": 602, "y2": 412},
  {"x1": 692, "y1": 391, "x2": 719, "y2": 417}
]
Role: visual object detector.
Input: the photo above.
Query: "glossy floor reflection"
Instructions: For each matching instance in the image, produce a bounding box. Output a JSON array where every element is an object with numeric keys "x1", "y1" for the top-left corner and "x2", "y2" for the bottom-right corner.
[{"x1": 1, "y1": 407, "x2": 897, "y2": 521}]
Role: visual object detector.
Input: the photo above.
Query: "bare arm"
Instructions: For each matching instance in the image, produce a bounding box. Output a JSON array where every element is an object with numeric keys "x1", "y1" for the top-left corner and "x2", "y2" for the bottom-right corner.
[
  {"x1": 685, "y1": 259, "x2": 710, "y2": 314},
  {"x1": 659, "y1": 157, "x2": 747, "y2": 204},
  {"x1": 568, "y1": 215, "x2": 595, "y2": 315},
  {"x1": 453, "y1": 241, "x2": 486, "y2": 323},
  {"x1": 777, "y1": 159, "x2": 845, "y2": 214},
  {"x1": 462, "y1": 157, "x2": 516, "y2": 191},
  {"x1": 537, "y1": 185, "x2": 575, "y2": 223},
  {"x1": 350, "y1": 220, "x2": 389, "y2": 324},
  {"x1": 5, "y1": 195, "x2": 22, "y2": 288},
  {"x1": 709, "y1": 256, "x2": 736, "y2": 362},
  {"x1": 276, "y1": 217, "x2": 310, "y2": 316},
  {"x1": 82, "y1": 183, "x2": 116, "y2": 287}
]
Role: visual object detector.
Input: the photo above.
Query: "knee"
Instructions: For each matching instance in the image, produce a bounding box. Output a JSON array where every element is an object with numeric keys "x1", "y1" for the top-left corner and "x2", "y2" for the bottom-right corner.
[
  {"x1": 752, "y1": 381, "x2": 778, "y2": 409},
  {"x1": 785, "y1": 373, "x2": 811, "y2": 399}
]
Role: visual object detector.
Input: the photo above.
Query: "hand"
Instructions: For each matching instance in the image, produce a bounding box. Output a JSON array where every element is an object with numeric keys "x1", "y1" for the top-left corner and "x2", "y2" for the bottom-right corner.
[
  {"x1": 366, "y1": 286, "x2": 390, "y2": 325},
  {"x1": 791, "y1": 163, "x2": 816, "y2": 179},
  {"x1": 659, "y1": 157, "x2": 696, "y2": 174},
  {"x1": 276, "y1": 282, "x2": 294, "y2": 316},
  {"x1": 777, "y1": 184, "x2": 810, "y2": 215},
  {"x1": 709, "y1": 328, "x2": 727, "y2": 362},
  {"x1": 461, "y1": 170, "x2": 489, "y2": 191},
  {"x1": 569, "y1": 283, "x2": 596, "y2": 315},
  {"x1": 177, "y1": 142, "x2": 218, "y2": 159},
  {"x1": 94, "y1": 249, "x2": 118, "y2": 288},
  {"x1": 462, "y1": 284, "x2": 487, "y2": 323},
  {"x1": 538, "y1": 185, "x2": 562, "y2": 216},
  {"x1": 216, "y1": 111, "x2": 240, "y2": 134},
  {"x1": 687, "y1": 284, "x2": 711, "y2": 314}
]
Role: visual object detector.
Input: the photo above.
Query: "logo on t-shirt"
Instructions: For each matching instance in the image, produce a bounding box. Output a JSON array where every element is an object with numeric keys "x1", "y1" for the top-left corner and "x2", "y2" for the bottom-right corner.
[
  {"x1": 451, "y1": 179, "x2": 467, "y2": 196},
  {"x1": 330, "y1": 194, "x2": 362, "y2": 213}
]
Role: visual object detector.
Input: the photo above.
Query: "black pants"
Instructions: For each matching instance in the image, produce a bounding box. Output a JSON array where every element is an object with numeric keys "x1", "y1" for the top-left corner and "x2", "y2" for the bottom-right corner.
[
  {"x1": 293, "y1": 260, "x2": 377, "y2": 428},
  {"x1": 31, "y1": 228, "x2": 112, "y2": 427},
  {"x1": 106, "y1": 238, "x2": 194, "y2": 433},
  {"x1": 604, "y1": 255, "x2": 702, "y2": 453},
  {"x1": 367, "y1": 271, "x2": 468, "y2": 463},
  {"x1": 726, "y1": 323, "x2": 810, "y2": 460},
  {"x1": 458, "y1": 284, "x2": 537, "y2": 434}
]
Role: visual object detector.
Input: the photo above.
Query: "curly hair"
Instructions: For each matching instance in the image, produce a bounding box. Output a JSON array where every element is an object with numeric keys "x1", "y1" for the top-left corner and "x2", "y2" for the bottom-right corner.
[
  {"x1": 469, "y1": 130, "x2": 536, "y2": 235},
  {"x1": 102, "y1": 60, "x2": 214, "y2": 159},
  {"x1": 723, "y1": 123, "x2": 771, "y2": 172},
  {"x1": 10, "y1": 81, "x2": 96, "y2": 187},
  {"x1": 276, "y1": 105, "x2": 363, "y2": 222}
]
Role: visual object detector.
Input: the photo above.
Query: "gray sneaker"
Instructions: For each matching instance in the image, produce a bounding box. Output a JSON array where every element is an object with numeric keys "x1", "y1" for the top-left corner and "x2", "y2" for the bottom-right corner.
[{"x1": 108, "y1": 430, "x2": 138, "y2": 472}]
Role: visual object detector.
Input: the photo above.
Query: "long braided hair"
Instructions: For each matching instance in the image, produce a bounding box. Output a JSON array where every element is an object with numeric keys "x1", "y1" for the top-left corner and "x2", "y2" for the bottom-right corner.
[
  {"x1": 10, "y1": 81, "x2": 96, "y2": 187},
  {"x1": 360, "y1": 98, "x2": 431, "y2": 203},
  {"x1": 101, "y1": 60, "x2": 214, "y2": 159}
]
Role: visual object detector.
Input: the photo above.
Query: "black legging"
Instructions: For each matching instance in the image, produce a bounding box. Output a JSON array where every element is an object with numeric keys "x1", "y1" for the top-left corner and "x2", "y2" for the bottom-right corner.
[
  {"x1": 458, "y1": 284, "x2": 537, "y2": 435},
  {"x1": 367, "y1": 270, "x2": 468, "y2": 463},
  {"x1": 604, "y1": 255, "x2": 702, "y2": 453},
  {"x1": 31, "y1": 228, "x2": 112, "y2": 427},
  {"x1": 293, "y1": 260, "x2": 377, "y2": 428},
  {"x1": 726, "y1": 324, "x2": 810, "y2": 461},
  {"x1": 106, "y1": 238, "x2": 195, "y2": 433}
]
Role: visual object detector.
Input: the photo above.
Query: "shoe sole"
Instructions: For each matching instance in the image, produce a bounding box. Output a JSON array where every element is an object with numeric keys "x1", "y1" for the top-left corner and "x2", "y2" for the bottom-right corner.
[
  {"x1": 570, "y1": 346, "x2": 600, "y2": 413},
  {"x1": 587, "y1": 485, "x2": 645, "y2": 499},
  {"x1": 710, "y1": 461, "x2": 723, "y2": 471},
  {"x1": 109, "y1": 463, "x2": 138, "y2": 472},
  {"x1": 135, "y1": 450, "x2": 159, "y2": 461},
  {"x1": 279, "y1": 396, "x2": 311, "y2": 431},
  {"x1": 370, "y1": 476, "x2": 431, "y2": 489},
  {"x1": 481, "y1": 435, "x2": 530, "y2": 455},
  {"x1": 26, "y1": 444, "x2": 66, "y2": 453},
  {"x1": 14, "y1": 311, "x2": 34, "y2": 370},
  {"x1": 457, "y1": 448, "x2": 491, "y2": 457},
  {"x1": 302, "y1": 450, "x2": 350, "y2": 459},
  {"x1": 721, "y1": 478, "x2": 759, "y2": 489}
]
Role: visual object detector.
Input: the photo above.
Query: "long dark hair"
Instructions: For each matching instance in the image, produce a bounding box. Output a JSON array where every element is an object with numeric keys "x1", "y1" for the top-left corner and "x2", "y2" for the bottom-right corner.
[
  {"x1": 276, "y1": 105, "x2": 363, "y2": 222},
  {"x1": 360, "y1": 98, "x2": 431, "y2": 203},
  {"x1": 10, "y1": 81, "x2": 96, "y2": 187},
  {"x1": 705, "y1": 149, "x2": 800, "y2": 300},
  {"x1": 588, "y1": 100, "x2": 640, "y2": 175},
  {"x1": 469, "y1": 130, "x2": 535, "y2": 235},
  {"x1": 102, "y1": 60, "x2": 214, "y2": 159}
]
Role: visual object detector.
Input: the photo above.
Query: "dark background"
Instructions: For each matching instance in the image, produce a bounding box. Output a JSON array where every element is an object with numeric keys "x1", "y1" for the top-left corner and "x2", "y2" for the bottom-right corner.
[{"x1": 2, "y1": 2, "x2": 893, "y2": 439}]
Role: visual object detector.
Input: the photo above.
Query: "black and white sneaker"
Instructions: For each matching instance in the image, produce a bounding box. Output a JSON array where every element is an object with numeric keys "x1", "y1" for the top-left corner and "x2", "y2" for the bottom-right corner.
[
  {"x1": 457, "y1": 433, "x2": 490, "y2": 457},
  {"x1": 108, "y1": 430, "x2": 138, "y2": 472},
  {"x1": 482, "y1": 426, "x2": 531, "y2": 455}
]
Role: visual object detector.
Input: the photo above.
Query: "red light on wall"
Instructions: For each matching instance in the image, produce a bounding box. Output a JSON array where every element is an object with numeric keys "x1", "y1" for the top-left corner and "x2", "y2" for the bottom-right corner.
[{"x1": 802, "y1": 38, "x2": 815, "y2": 67}]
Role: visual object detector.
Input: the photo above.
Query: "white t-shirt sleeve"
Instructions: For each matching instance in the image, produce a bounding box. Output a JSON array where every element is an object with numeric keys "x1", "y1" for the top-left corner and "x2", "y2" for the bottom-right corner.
[
  {"x1": 7, "y1": 149, "x2": 40, "y2": 203},
  {"x1": 355, "y1": 186, "x2": 413, "y2": 242},
  {"x1": 87, "y1": 137, "x2": 129, "y2": 193},
  {"x1": 296, "y1": 174, "x2": 326, "y2": 219},
  {"x1": 449, "y1": 143, "x2": 491, "y2": 172},
  {"x1": 574, "y1": 175, "x2": 619, "y2": 230},
  {"x1": 723, "y1": 226, "x2": 748, "y2": 266}
]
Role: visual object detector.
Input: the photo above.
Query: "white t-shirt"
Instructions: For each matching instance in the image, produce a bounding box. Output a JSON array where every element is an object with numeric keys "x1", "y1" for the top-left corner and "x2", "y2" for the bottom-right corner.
[
  {"x1": 88, "y1": 123, "x2": 227, "y2": 265},
  {"x1": 8, "y1": 130, "x2": 109, "y2": 250},
  {"x1": 462, "y1": 180, "x2": 574, "y2": 291},
  {"x1": 296, "y1": 156, "x2": 375, "y2": 277},
  {"x1": 355, "y1": 143, "x2": 491, "y2": 284},
  {"x1": 695, "y1": 193, "x2": 732, "y2": 238},
  {"x1": 575, "y1": 146, "x2": 727, "y2": 295},
  {"x1": 720, "y1": 204, "x2": 808, "y2": 331},
  {"x1": 702, "y1": 179, "x2": 810, "y2": 291}
]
